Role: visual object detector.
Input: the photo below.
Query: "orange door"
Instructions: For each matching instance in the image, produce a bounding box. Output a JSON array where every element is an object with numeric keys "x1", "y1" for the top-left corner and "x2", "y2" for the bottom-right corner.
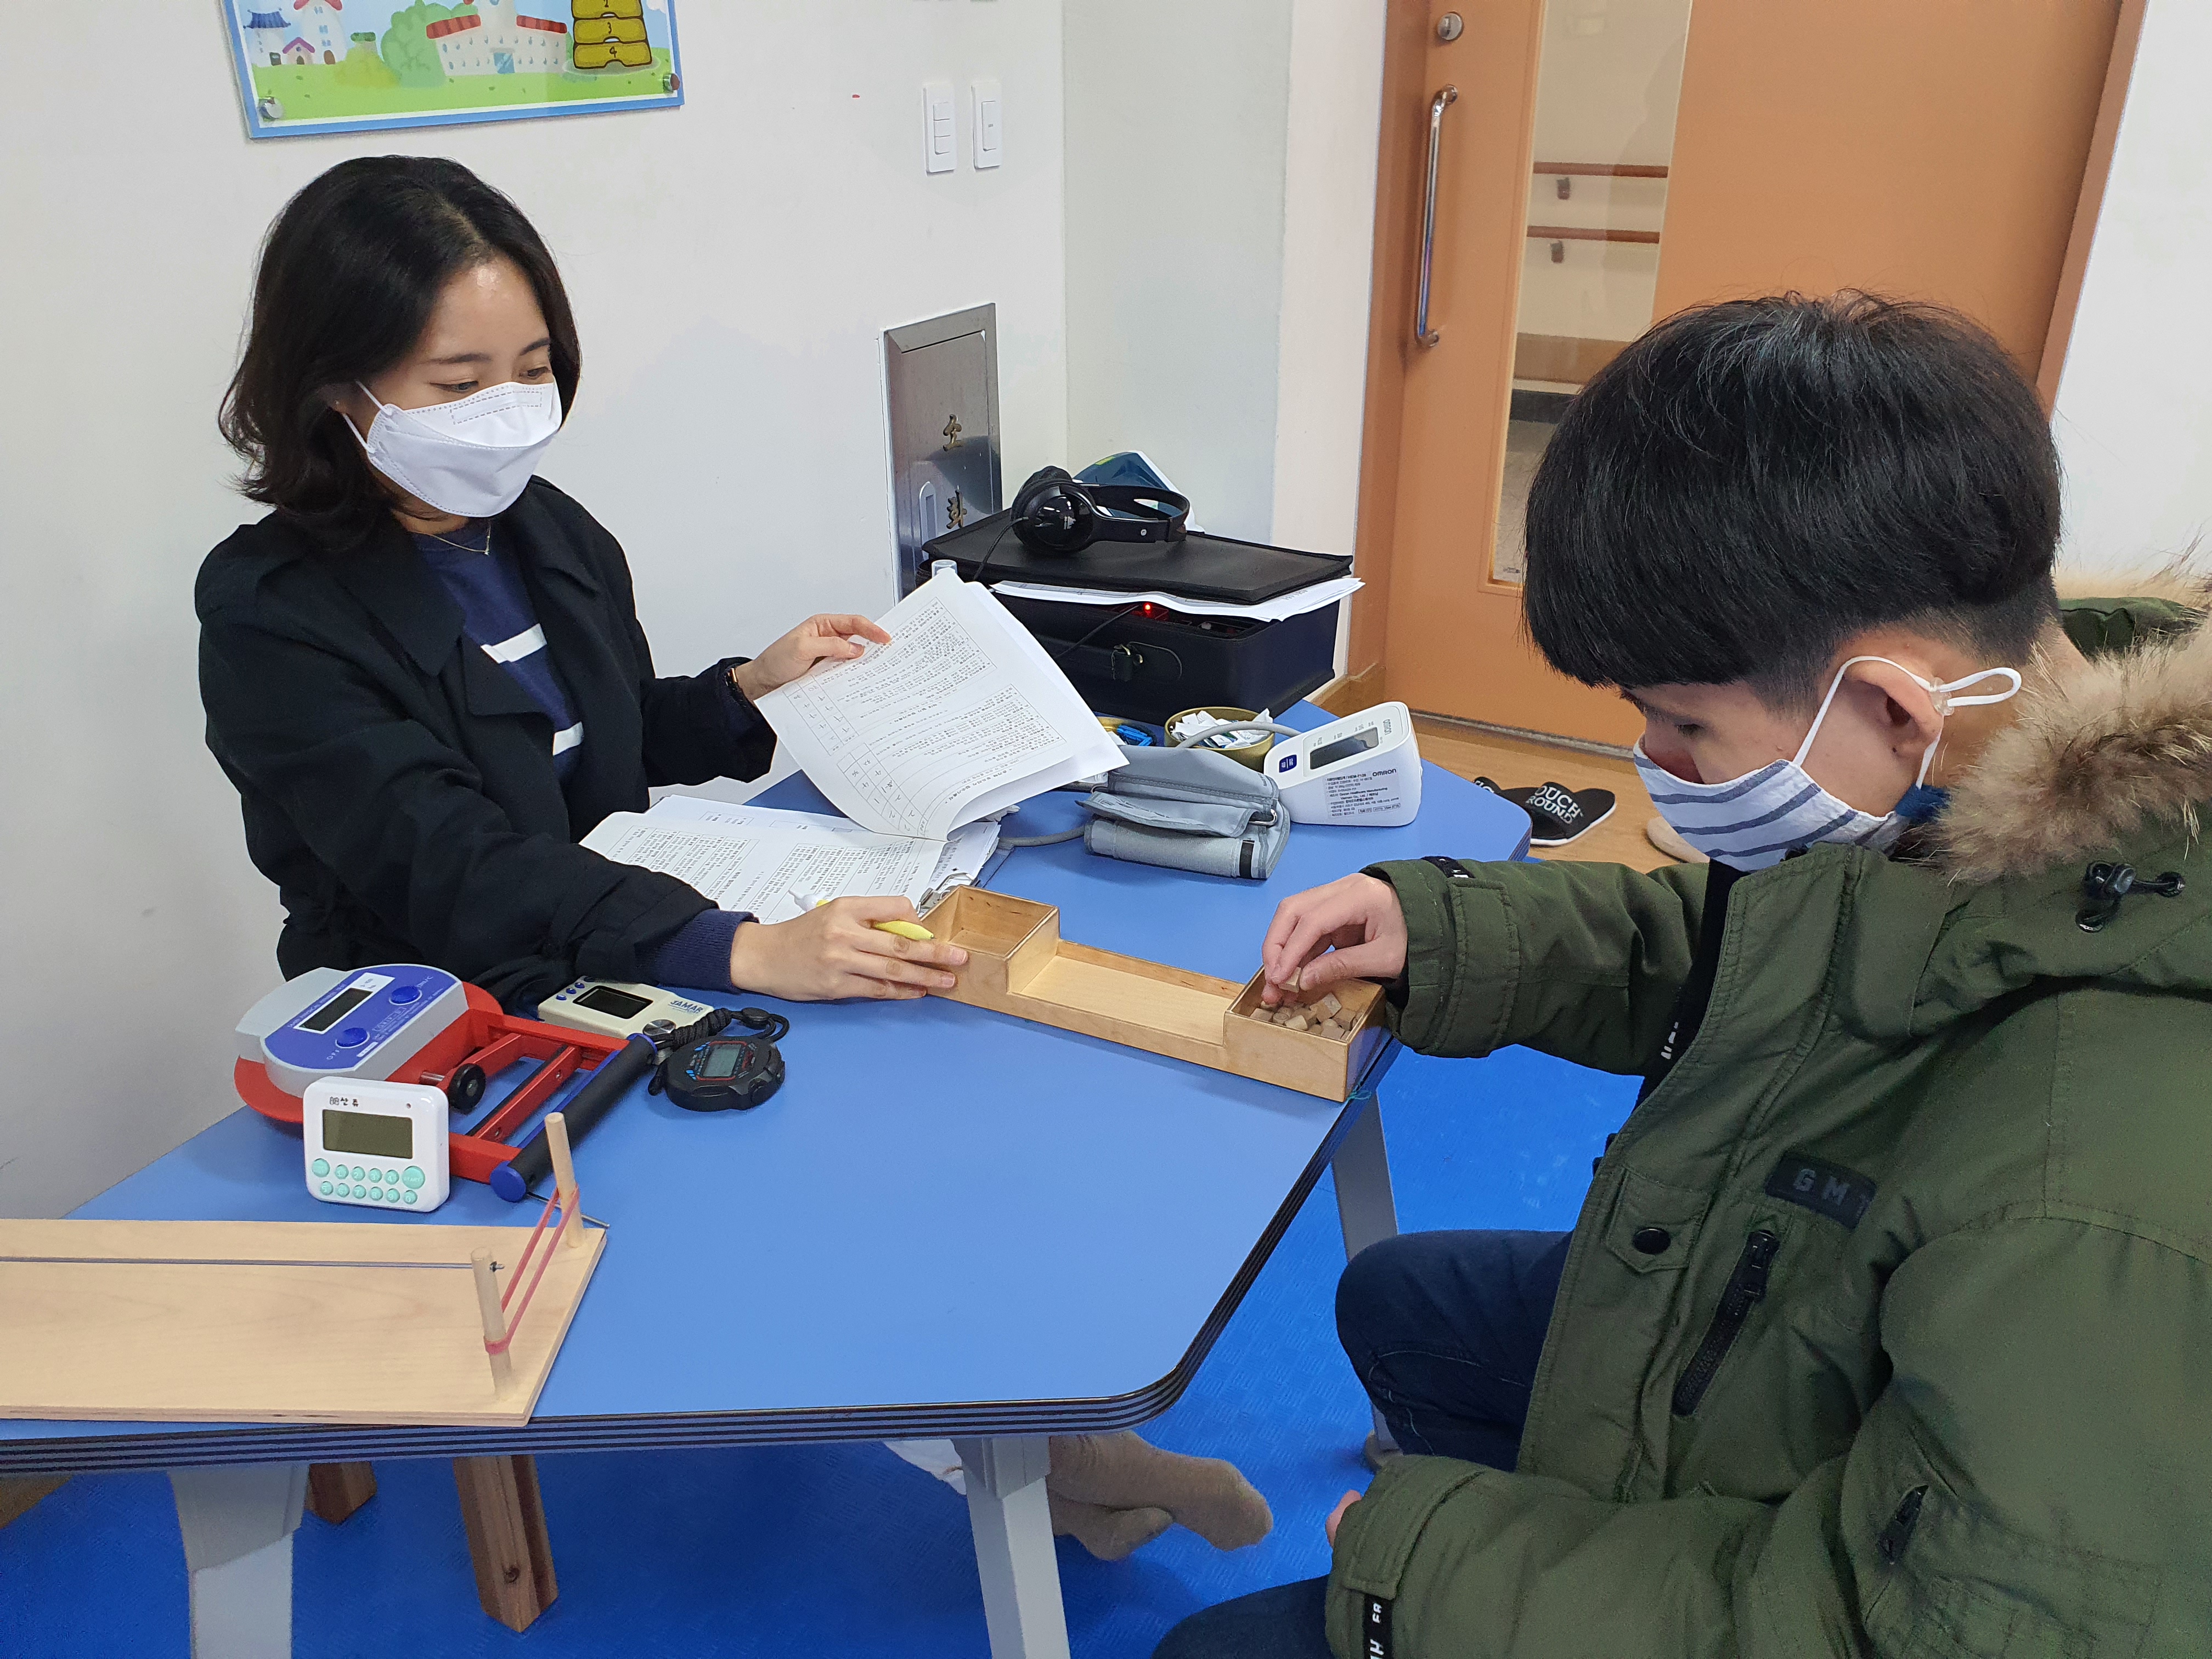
[{"x1": 1357, "y1": 0, "x2": 2128, "y2": 746}]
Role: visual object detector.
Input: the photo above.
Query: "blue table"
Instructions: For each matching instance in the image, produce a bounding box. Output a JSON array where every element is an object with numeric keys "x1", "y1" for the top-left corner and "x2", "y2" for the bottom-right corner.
[{"x1": 0, "y1": 706, "x2": 1530, "y2": 1658}]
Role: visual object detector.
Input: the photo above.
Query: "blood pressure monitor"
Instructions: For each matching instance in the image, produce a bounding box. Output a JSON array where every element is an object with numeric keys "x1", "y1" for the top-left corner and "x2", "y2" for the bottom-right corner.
[
  {"x1": 1269, "y1": 701, "x2": 1423, "y2": 826},
  {"x1": 303, "y1": 1077, "x2": 450, "y2": 1212}
]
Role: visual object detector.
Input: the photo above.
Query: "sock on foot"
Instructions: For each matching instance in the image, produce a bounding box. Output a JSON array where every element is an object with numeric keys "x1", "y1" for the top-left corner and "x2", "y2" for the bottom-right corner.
[
  {"x1": 1047, "y1": 1432, "x2": 1273, "y2": 1551},
  {"x1": 1048, "y1": 1492, "x2": 1172, "y2": 1562}
]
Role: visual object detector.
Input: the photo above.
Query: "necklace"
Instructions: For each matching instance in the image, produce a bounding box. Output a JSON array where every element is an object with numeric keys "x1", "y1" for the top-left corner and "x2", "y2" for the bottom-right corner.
[{"x1": 419, "y1": 521, "x2": 492, "y2": 556}]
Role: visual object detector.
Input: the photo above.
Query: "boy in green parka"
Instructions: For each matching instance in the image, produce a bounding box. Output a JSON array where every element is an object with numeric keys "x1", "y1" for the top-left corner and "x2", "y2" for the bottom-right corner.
[{"x1": 1158, "y1": 294, "x2": 2212, "y2": 1658}]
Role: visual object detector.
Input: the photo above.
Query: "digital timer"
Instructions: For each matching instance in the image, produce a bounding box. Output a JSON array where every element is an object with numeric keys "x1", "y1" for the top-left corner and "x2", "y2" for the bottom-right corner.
[{"x1": 302, "y1": 1077, "x2": 452, "y2": 1213}]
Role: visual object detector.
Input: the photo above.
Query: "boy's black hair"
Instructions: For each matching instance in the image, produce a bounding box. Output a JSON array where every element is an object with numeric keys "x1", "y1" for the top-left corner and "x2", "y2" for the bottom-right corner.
[
  {"x1": 1522, "y1": 292, "x2": 2060, "y2": 711},
  {"x1": 220, "y1": 156, "x2": 580, "y2": 546}
]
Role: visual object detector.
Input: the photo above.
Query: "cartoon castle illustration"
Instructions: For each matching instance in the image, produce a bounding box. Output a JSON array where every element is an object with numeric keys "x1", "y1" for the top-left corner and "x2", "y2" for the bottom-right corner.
[
  {"x1": 289, "y1": 0, "x2": 346, "y2": 65},
  {"x1": 426, "y1": 0, "x2": 571, "y2": 76},
  {"x1": 244, "y1": 9, "x2": 288, "y2": 65}
]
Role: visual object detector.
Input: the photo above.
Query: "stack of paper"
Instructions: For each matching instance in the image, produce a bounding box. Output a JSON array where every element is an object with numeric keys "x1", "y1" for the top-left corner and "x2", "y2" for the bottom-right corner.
[
  {"x1": 580, "y1": 801, "x2": 998, "y2": 924},
  {"x1": 754, "y1": 568, "x2": 1125, "y2": 840}
]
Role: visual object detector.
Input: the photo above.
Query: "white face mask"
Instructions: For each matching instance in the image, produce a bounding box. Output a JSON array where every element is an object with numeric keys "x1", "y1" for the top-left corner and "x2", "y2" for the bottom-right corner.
[
  {"x1": 348, "y1": 379, "x2": 562, "y2": 518},
  {"x1": 1633, "y1": 656, "x2": 2023, "y2": 871}
]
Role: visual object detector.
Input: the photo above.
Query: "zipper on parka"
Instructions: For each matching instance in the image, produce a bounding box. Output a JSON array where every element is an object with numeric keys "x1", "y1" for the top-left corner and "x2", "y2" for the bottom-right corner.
[{"x1": 1671, "y1": 1228, "x2": 1780, "y2": 1417}]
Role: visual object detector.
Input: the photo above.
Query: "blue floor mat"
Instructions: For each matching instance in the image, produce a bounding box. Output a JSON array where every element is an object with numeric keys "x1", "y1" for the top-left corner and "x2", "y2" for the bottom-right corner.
[{"x1": 0, "y1": 1046, "x2": 1634, "y2": 1658}]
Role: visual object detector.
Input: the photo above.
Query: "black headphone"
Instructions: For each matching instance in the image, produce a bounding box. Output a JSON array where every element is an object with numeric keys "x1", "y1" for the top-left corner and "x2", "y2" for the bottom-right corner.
[{"x1": 1011, "y1": 466, "x2": 1190, "y2": 555}]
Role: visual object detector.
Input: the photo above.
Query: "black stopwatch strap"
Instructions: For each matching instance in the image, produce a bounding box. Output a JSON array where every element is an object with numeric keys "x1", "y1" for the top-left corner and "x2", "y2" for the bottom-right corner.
[{"x1": 1423, "y1": 855, "x2": 1477, "y2": 883}]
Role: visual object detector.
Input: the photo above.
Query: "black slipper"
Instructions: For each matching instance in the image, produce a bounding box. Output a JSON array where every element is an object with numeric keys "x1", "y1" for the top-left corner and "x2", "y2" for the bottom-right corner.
[{"x1": 1500, "y1": 781, "x2": 1616, "y2": 846}]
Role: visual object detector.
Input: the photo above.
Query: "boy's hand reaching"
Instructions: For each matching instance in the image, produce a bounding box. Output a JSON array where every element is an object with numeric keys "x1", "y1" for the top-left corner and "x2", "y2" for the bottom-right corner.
[{"x1": 1260, "y1": 873, "x2": 1407, "y2": 1005}]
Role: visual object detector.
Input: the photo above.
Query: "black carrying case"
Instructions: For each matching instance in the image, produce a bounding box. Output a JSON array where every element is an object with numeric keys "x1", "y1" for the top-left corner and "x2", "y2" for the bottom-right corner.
[{"x1": 923, "y1": 511, "x2": 1351, "y2": 724}]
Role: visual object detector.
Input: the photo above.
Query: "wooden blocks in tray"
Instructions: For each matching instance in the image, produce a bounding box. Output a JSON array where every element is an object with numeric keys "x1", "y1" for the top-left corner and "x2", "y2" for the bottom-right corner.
[{"x1": 918, "y1": 888, "x2": 1387, "y2": 1101}]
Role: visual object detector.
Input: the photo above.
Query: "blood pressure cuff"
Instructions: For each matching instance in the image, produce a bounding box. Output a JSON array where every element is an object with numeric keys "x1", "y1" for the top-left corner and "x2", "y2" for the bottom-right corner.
[{"x1": 1080, "y1": 744, "x2": 1289, "y2": 880}]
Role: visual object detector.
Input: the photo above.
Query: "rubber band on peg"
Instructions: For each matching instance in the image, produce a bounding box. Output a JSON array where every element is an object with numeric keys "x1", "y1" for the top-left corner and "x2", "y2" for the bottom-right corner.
[{"x1": 484, "y1": 1185, "x2": 578, "y2": 1357}]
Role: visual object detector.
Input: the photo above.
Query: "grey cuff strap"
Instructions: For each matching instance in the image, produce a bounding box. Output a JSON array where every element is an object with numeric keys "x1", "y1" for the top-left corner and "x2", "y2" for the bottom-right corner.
[
  {"x1": 1084, "y1": 816, "x2": 1288, "y2": 880},
  {"x1": 1084, "y1": 795, "x2": 1271, "y2": 837}
]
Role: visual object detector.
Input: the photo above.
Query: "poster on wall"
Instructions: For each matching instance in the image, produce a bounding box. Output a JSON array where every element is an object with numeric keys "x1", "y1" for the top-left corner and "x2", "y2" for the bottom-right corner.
[{"x1": 223, "y1": 1, "x2": 682, "y2": 139}]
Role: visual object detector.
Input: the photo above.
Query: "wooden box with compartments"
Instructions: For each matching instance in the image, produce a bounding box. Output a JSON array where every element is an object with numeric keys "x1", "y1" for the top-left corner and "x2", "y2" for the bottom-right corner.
[{"x1": 917, "y1": 888, "x2": 1388, "y2": 1101}]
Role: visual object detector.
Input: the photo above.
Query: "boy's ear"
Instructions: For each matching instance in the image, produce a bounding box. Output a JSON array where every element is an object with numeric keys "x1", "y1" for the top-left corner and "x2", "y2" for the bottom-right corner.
[{"x1": 1840, "y1": 660, "x2": 1945, "y2": 759}]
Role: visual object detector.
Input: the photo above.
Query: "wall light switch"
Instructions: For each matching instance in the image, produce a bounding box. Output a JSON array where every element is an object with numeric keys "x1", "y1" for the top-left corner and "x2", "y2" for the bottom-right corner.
[
  {"x1": 923, "y1": 81, "x2": 956, "y2": 174},
  {"x1": 972, "y1": 78, "x2": 1002, "y2": 169}
]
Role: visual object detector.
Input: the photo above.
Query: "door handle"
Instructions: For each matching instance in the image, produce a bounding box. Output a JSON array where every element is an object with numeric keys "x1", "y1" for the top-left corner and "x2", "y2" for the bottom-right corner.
[{"x1": 1417, "y1": 86, "x2": 1458, "y2": 347}]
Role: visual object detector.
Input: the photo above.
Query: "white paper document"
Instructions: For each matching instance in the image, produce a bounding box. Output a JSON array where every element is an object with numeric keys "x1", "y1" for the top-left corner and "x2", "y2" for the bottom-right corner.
[
  {"x1": 582, "y1": 807, "x2": 959, "y2": 924},
  {"x1": 644, "y1": 795, "x2": 1001, "y2": 904},
  {"x1": 989, "y1": 574, "x2": 1361, "y2": 625},
  {"x1": 753, "y1": 569, "x2": 1125, "y2": 840}
]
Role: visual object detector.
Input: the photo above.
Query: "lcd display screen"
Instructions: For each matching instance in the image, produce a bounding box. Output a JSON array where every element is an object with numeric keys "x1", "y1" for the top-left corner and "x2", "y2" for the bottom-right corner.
[
  {"x1": 300, "y1": 986, "x2": 372, "y2": 1034},
  {"x1": 1310, "y1": 728, "x2": 1379, "y2": 771},
  {"x1": 699, "y1": 1044, "x2": 744, "y2": 1080},
  {"x1": 574, "y1": 984, "x2": 653, "y2": 1020},
  {"x1": 321, "y1": 1109, "x2": 413, "y2": 1159}
]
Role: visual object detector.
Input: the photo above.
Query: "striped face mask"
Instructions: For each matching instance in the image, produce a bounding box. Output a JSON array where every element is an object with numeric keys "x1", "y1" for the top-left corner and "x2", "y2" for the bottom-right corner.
[{"x1": 1633, "y1": 657, "x2": 2022, "y2": 871}]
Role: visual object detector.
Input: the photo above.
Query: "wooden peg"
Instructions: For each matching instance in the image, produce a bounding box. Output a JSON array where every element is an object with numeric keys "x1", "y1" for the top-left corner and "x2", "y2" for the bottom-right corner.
[
  {"x1": 306, "y1": 1462, "x2": 378, "y2": 1525},
  {"x1": 452, "y1": 1455, "x2": 558, "y2": 1631},
  {"x1": 544, "y1": 1111, "x2": 580, "y2": 1249},
  {"x1": 470, "y1": 1247, "x2": 514, "y2": 1392}
]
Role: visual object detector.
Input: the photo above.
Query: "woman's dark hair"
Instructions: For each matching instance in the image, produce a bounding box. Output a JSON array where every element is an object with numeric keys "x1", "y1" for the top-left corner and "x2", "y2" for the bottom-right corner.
[
  {"x1": 1522, "y1": 292, "x2": 2060, "y2": 711},
  {"x1": 219, "y1": 156, "x2": 580, "y2": 543}
]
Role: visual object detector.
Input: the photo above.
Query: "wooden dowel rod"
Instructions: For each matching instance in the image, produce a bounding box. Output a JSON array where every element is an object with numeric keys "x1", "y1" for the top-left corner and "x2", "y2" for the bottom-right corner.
[
  {"x1": 470, "y1": 1248, "x2": 514, "y2": 1392},
  {"x1": 1526, "y1": 224, "x2": 1661, "y2": 245},
  {"x1": 544, "y1": 1113, "x2": 580, "y2": 1249},
  {"x1": 1532, "y1": 161, "x2": 1669, "y2": 178}
]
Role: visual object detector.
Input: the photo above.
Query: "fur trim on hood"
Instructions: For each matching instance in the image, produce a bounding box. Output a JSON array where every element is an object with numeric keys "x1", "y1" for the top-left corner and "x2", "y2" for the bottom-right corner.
[{"x1": 1939, "y1": 594, "x2": 2212, "y2": 883}]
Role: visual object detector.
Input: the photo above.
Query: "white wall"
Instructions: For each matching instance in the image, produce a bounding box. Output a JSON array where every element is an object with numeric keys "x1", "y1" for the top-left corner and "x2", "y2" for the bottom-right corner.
[
  {"x1": 0, "y1": 4, "x2": 1065, "y2": 1217},
  {"x1": 1062, "y1": 1, "x2": 1292, "y2": 543},
  {"x1": 1272, "y1": 0, "x2": 1389, "y2": 572},
  {"x1": 2050, "y1": 0, "x2": 2212, "y2": 577},
  {"x1": 1063, "y1": 0, "x2": 1384, "y2": 555}
]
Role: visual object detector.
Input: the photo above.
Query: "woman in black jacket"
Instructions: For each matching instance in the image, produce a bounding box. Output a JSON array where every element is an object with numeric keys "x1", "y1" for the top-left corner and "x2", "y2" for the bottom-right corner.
[
  {"x1": 200, "y1": 154, "x2": 1273, "y2": 1565},
  {"x1": 200, "y1": 156, "x2": 966, "y2": 1009}
]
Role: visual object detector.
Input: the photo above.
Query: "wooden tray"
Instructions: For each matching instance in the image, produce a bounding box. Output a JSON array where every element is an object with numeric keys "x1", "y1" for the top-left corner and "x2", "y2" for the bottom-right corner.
[
  {"x1": 0, "y1": 1217, "x2": 604, "y2": 1427},
  {"x1": 919, "y1": 888, "x2": 1387, "y2": 1100}
]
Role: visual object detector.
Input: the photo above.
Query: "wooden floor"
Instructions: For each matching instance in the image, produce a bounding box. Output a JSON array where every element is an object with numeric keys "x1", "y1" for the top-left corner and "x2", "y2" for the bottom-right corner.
[{"x1": 1410, "y1": 716, "x2": 1677, "y2": 872}]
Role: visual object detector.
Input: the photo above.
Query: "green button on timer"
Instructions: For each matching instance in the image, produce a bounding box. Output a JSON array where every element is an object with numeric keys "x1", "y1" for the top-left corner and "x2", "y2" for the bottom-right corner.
[
  {"x1": 351, "y1": 1166, "x2": 364, "y2": 1180},
  {"x1": 369, "y1": 1188, "x2": 383, "y2": 1201},
  {"x1": 319, "y1": 1182, "x2": 334, "y2": 1195},
  {"x1": 402, "y1": 1166, "x2": 425, "y2": 1190},
  {"x1": 403, "y1": 1191, "x2": 417, "y2": 1205},
  {"x1": 351, "y1": 1184, "x2": 366, "y2": 1198},
  {"x1": 312, "y1": 1159, "x2": 329, "y2": 1177}
]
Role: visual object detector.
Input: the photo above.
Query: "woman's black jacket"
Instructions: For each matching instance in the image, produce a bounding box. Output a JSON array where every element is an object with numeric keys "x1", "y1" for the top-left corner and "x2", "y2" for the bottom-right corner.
[{"x1": 196, "y1": 478, "x2": 773, "y2": 1008}]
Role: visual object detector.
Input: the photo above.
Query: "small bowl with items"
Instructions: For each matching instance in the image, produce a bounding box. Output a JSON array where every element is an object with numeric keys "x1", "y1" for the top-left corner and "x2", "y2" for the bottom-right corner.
[{"x1": 1166, "y1": 706, "x2": 1278, "y2": 770}]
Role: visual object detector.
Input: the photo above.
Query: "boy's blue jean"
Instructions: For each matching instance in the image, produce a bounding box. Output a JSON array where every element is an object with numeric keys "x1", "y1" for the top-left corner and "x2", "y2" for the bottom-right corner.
[{"x1": 1152, "y1": 1229, "x2": 1570, "y2": 1659}]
